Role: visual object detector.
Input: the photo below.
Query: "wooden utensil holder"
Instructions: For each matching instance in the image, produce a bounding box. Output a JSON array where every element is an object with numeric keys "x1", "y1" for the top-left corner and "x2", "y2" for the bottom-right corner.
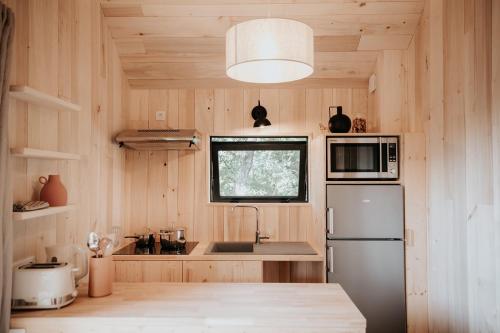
[{"x1": 89, "y1": 255, "x2": 113, "y2": 297}]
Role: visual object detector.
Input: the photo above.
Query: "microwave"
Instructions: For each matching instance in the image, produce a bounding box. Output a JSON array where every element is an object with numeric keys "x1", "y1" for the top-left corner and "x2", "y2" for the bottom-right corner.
[{"x1": 326, "y1": 136, "x2": 399, "y2": 180}]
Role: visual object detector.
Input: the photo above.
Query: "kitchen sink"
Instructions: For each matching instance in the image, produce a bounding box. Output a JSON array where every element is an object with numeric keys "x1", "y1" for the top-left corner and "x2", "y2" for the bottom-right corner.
[
  {"x1": 204, "y1": 241, "x2": 317, "y2": 255},
  {"x1": 205, "y1": 242, "x2": 254, "y2": 253}
]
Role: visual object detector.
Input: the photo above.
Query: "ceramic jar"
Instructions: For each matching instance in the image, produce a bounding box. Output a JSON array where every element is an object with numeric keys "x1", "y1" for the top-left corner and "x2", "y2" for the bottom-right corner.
[
  {"x1": 328, "y1": 106, "x2": 352, "y2": 133},
  {"x1": 352, "y1": 116, "x2": 367, "y2": 133},
  {"x1": 89, "y1": 255, "x2": 113, "y2": 297},
  {"x1": 39, "y1": 175, "x2": 67, "y2": 206}
]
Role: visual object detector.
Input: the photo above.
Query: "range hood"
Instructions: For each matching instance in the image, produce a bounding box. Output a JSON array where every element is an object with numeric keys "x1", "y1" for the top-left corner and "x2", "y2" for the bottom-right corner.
[{"x1": 115, "y1": 129, "x2": 200, "y2": 150}]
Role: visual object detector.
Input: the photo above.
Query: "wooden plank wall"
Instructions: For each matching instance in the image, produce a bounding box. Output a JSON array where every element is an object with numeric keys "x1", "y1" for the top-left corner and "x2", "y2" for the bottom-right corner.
[
  {"x1": 124, "y1": 87, "x2": 369, "y2": 281},
  {"x1": 368, "y1": 18, "x2": 428, "y2": 333},
  {"x1": 493, "y1": 0, "x2": 500, "y2": 331},
  {"x1": 400, "y1": 0, "x2": 499, "y2": 332},
  {"x1": 7, "y1": 0, "x2": 128, "y2": 263}
]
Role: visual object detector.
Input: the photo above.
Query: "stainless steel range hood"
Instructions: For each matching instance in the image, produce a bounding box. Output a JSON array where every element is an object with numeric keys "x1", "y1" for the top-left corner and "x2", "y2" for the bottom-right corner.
[{"x1": 115, "y1": 129, "x2": 200, "y2": 150}]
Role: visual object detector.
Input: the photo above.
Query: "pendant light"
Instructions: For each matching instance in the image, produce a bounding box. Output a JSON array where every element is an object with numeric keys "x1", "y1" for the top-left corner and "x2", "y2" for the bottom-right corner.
[{"x1": 226, "y1": 18, "x2": 314, "y2": 84}]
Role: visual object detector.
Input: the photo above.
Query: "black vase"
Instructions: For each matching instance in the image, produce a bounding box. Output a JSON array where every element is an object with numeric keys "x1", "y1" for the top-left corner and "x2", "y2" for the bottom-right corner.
[{"x1": 328, "y1": 106, "x2": 351, "y2": 133}]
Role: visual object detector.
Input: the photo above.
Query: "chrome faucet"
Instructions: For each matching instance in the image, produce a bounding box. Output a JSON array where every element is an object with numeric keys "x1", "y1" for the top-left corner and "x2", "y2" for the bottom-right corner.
[{"x1": 232, "y1": 205, "x2": 269, "y2": 244}]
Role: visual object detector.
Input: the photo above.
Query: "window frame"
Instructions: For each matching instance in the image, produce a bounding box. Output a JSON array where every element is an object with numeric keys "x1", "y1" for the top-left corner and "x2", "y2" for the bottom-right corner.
[{"x1": 210, "y1": 136, "x2": 308, "y2": 203}]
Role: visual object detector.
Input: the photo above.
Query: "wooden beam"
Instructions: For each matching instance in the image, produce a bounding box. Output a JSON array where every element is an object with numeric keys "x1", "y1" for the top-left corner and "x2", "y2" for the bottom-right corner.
[
  {"x1": 105, "y1": 15, "x2": 420, "y2": 38},
  {"x1": 114, "y1": 36, "x2": 366, "y2": 56},
  {"x1": 314, "y1": 35, "x2": 361, "y2": 52},
  {"x1": 357, "y1": 34, "x2": 413, "y2": 50},
  {"x1": 101, "y1": 2, "x2": 424, "y2": 17},
  {"x1": 101, "y1": 0, "x2": 424, "y2": 6},
  {"x1": 127, "y1": 78, "x2": 368, "y2": 89},
  {"x1": 119, "y1": 51, "x2": 378, "y2": 64},
  {"x1": 121, "y1": 61, "x2": 375, "y2": 80}
]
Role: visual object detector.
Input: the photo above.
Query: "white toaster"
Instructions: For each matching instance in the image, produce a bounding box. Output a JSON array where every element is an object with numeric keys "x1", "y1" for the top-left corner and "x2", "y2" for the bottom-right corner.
[{"x1": 12, "y1": 262, "x2": 78, "y2": 310}]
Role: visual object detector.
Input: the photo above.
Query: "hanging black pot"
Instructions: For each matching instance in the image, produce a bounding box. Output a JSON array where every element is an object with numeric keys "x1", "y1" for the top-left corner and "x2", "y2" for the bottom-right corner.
[{"x1": 328, "y1": 106, "x2": 351, "y2": 133}]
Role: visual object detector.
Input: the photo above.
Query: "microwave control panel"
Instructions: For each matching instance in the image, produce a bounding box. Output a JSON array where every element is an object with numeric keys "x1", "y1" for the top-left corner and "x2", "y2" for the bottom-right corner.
[
  {"x1": 388, "y1": 143, "x2": 397, "y2": 162},
  {"x1": 381, "y1": 137, "x2": 399, "y2": 177}
]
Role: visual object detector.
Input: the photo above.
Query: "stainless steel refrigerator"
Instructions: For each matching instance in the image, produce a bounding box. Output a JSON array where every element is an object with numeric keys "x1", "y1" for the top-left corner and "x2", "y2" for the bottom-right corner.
[{"x1": 326, "y1": 184, "x2": 406, "y2": 333}]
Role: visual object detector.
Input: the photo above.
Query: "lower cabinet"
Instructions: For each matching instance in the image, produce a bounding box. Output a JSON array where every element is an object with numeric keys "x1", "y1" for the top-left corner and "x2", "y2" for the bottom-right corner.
[
  {"x1": 263, "y1": 261, "x2": 324, "y2": 283},
  {"x1": 114, "y1": 261, "x2": 183, "y2": 282},
  {"x1": 183, "y1": 261, "x2": 263, "y2": 282},
  {"x1": 113, "y1": 260, "x2": 321, "y2": 283},
  {"x1": 114, "y1": 260, "x2": 262, "y2": 282}
]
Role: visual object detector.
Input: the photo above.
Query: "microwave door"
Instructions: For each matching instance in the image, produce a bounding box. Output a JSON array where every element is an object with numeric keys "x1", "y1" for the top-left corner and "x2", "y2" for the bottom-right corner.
[{"x1": 327, "y1": 139, "x2": 381, "y2": 179}]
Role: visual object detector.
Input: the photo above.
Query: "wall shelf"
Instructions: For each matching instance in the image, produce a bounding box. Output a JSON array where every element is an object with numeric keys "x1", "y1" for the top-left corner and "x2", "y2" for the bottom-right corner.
[
  {"x1": 11, "y1": 147, "x2": 81, "y2": 160},
  {"x1": 13, "y1": 205, "x2": 77, "y2": 221},
  {"x1": 9, "y1": 85, "x2": 81, "y2": 113}
]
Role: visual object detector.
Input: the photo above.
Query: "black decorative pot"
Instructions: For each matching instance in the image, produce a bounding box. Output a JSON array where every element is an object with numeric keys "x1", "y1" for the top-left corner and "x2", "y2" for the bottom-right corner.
[{"x1": 328, "y1": 106, "x2": 351, "y2": 133}]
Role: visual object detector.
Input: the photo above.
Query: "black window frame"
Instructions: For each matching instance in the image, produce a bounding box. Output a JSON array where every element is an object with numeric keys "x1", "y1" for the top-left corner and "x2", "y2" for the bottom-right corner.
[{"x1": 210, "y1": 136, "x2": 308, "y2": 203}]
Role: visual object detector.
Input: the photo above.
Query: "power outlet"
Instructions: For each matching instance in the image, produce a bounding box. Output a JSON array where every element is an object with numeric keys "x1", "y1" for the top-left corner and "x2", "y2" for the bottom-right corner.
[{"x1": 155, "y1": 111, "x2": 166, "y2": 121}]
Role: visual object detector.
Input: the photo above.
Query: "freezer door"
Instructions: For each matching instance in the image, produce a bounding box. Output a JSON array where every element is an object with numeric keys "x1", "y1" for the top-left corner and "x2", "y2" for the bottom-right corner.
[
  {"x1": 327, "y1": 239, "x2": 406, "y2": 333},
  {"x1": 326, "y1": 184, "x2": 403, "y2": 239}
]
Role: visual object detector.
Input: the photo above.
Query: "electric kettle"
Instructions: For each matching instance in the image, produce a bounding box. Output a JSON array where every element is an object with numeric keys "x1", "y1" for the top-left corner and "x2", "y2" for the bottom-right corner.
[{"x1": 45, "y1": 244, "x2": 88, "y2": 284}]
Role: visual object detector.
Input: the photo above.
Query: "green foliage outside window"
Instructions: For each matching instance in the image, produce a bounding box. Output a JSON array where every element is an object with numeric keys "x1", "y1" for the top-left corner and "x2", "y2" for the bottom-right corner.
[{"x1": 218, "y1": 150, "x2": 300, "y2": 197}]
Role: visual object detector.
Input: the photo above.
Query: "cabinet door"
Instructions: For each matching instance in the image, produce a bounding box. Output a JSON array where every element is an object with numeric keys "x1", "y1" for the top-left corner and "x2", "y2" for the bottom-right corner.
[
  {"x1": 183, "y1": 261, "x2": 263, "y2": 282},
  {"x1": 114, "y1": 261, "x2": 182, "y2": 282}
]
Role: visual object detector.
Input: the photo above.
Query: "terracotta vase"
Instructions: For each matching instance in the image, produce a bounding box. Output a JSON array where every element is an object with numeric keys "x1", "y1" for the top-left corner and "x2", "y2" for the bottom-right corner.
[{"x1": 39, "y1": 175, "x2": 67, "y2": 206}]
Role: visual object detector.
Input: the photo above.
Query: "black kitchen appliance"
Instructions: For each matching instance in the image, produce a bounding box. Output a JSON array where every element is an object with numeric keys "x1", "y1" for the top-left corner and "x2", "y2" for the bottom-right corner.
[{"x1": 113, "y1": 242, "x2": 198, "y2": 256}]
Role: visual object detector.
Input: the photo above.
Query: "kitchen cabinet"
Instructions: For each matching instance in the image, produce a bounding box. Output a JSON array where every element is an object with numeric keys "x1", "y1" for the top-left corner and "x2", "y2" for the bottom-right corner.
[
  {"x1": 182, "y1": 261, "x2": 263, "y2": 283},
  {"x1": 114, "y1": 261, "x2": 182, "y2": 282},
  {"x1": 263, "y1": 261, "x2": 323, "y2": 283},
  {"x1": 114, "y1": 260, "x2": 263, "y2": 283},
  {"x1": 113, "y1": 241, "x2": 324, "y2": 283}
]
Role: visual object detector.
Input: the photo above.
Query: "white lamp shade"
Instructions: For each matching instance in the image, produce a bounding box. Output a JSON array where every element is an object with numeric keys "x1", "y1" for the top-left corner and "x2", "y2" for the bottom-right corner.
[{"x1": 226, "y1": 18, "x2": 314, "y2": 84}]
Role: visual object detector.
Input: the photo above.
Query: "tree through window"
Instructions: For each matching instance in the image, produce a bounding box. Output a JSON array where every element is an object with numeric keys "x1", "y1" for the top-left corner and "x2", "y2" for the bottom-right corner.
[{"x1": 210, "y1": 137, "x2": 308, "y2": 203}]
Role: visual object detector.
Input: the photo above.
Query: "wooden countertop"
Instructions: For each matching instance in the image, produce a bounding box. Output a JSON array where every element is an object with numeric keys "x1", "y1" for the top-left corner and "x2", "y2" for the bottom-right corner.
[
  {"x1": 112, "y1": 241, "x2": 324, "y2": 262},
  {"x1": 11, "y1": 283, "x2": 365, "y2": 333}
]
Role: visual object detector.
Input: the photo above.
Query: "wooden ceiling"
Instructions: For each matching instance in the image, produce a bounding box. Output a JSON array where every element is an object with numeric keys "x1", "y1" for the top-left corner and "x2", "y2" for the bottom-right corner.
[{"x1": 101, "y1": 1, "x2": 424, "y2": 88}]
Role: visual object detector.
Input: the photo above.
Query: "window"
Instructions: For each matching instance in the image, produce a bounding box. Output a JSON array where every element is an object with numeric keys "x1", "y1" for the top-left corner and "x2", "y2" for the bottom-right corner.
[{"x1": 210, "y1": 136, "x2": 308, "y2": 203}]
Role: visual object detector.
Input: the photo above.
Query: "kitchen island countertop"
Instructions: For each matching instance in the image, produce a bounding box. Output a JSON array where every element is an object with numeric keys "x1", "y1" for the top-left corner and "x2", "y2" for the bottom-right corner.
[{"x1": 11, "y1": 282, "x2": 365, "y2": 333}]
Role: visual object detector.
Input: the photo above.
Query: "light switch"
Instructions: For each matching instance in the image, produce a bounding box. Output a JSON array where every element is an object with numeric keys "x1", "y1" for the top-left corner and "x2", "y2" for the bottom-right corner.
[{"x1": 155, "y1": 111, "x2": 166, "y2": 121}]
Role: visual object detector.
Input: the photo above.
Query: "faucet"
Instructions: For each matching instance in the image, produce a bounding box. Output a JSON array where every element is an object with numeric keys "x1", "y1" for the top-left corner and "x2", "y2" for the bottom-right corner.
[{"x1": 232, "y1": 205, "x2": 269, "y2": 244}]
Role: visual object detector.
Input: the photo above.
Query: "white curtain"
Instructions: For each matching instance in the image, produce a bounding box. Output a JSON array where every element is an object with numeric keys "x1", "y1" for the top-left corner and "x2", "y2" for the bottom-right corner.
[{"x1": 0, "y1": 2, "x2": 13, "y2": 332}]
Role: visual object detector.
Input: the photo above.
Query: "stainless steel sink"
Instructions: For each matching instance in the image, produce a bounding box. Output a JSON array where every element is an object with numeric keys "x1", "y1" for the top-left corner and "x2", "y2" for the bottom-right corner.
[
  {"x1": 205, "y1": 242, "x2": 254, "y2": 254},
  {"x1": 204, "y1": 241, "x2": 317, "y2": 255}
]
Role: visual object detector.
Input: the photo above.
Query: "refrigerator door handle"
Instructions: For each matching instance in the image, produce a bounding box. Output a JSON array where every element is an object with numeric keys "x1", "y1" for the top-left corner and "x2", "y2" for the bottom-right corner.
[
  {"x1": 327, "y1": 246, "x2": 334, "y2": 273},
  {"x1": 327, "y1": 208, "x2": 334, "y2": 236}
]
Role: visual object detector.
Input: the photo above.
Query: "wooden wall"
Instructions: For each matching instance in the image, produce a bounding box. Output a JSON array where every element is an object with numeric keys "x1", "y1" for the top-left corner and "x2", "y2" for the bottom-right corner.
[
  {"x1": 124, "y1": 87, "x2": 369, "y2": 274},
  {"x1": 6, "y1": 2, "x2": 499, "y2": 331},
  {"x1": 403, "y1": 0, "x2": 499, "y2": 331},
  {"x1": 7, "y1": 0, "x2": 128, "y2": 262},
  {"x1": 368, "y1": 22, "x2": 428, "y2": 333},
  {"x1": 493, "y1": 1, "x2": 500, "y2": 330}
]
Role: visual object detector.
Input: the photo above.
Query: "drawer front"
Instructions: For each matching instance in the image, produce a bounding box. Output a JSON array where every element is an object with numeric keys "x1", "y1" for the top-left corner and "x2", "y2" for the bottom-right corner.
[
  {"x1": 114, "y1": 261, "x2": 182, "y2": 282},
  {"x1": 183, "y1": 261, "x2": 263, "y2": 283}
]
